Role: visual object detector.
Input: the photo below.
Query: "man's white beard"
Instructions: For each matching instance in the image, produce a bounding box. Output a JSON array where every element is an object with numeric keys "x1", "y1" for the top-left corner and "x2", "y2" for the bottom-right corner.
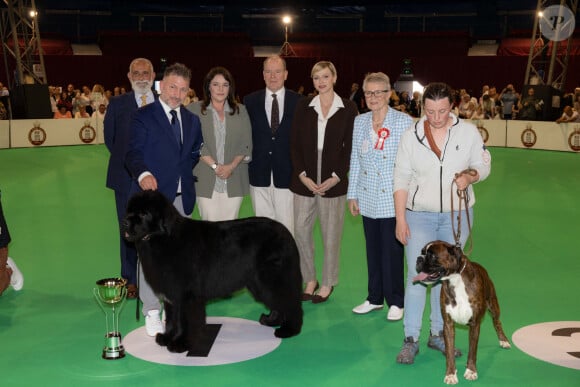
[{"x1": 132, "y1": 80, "x2": 153, "y2": 95}]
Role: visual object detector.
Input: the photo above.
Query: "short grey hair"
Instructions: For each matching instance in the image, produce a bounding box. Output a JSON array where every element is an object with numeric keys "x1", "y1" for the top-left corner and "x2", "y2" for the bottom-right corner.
[{"x1": 363, "y1": 72, "x2": 391, "y2": 91}]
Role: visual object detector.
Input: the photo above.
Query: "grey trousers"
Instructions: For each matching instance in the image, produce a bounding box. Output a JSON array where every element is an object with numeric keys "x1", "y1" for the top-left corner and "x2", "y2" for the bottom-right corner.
[
  {"x1": 139, "y1": 195, "x2": 186, "y2": 316},
  {"x1": 293, "y1": 193, "x2": 346, "y2": 287}
]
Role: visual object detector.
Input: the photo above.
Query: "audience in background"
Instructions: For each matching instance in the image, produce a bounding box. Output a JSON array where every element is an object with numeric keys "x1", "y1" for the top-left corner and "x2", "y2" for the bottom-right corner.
[
  {"x1": 91, "y1": 103, "x2": 107, "y2": 120},
  {"x1": 499, "y1": 84, "x2": 518, "y2": 120},
  {"x1": 90, "y1": 84, "x2": 107, "y2": 111},
  {"x1": 556, "y1": 105, "x2": 580, "y2": 123},
  {"x1": 54, "y1": 104, "x2": 72, "y2": 119},
  {"x1": 349, "y1": 82, "x2": 365, "y2": 113},
  {"x1": 183, "y1": 88, "x2": 199, "y2": 105},
  {"x1": 458, "y1": 93, "x2": 476, "y2": 119},
  {"x1": 56, "y1": 91, "x2": 72, "y2": 112},
  {"x1": 74, "y1": 104, "x2": 90, "y2": 119},
  {"x1": 408, "y1": 91, "x2": 422, "y2": 118},
  {"x1": 1, "y1": 74, "x2": 575, "y2": 124},
  {"x1": 0, "y1": 101, "x2": 6, "y2": 120},
  {"x1": 518, "y1": 87, "x2": 543, "y2": 121},
  {"x1": 48, "y1": 86, "x2": 59, "y2": 113}
]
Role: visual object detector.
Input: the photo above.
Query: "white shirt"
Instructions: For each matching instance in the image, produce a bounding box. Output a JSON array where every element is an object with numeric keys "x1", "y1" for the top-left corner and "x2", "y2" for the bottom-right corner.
[
  {"x1": 138, "y1": 99, "x2": 183, "y2": 193},
  {"x1": 309, "y1": 92, "x2": 345, "y2": 151},
  {"x1": 159, "y1": 98, "x2": 182, "y2": 140},
  {"x1": 265, "y1": 87, "x2": 285, "y2": 127}
]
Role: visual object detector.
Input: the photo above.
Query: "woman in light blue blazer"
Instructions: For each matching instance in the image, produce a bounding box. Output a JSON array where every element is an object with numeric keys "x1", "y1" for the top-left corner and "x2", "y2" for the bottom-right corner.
[{"x1": 347, "y1": 72, "x2": 413, "y2": 321}]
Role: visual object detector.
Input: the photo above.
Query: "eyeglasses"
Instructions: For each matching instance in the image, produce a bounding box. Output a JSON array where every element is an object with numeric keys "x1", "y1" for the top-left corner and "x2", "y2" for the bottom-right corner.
[{"x1": 364, "y1": 90, "x2": 389, "y2": 98}]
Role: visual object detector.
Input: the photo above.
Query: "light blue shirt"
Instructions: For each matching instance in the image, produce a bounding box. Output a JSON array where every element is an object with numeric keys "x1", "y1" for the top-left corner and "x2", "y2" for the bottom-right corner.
[
  {"x1": 135, "y1": 91, "x2": 155, "y2": 107},
  {"x1": 347, "y1": 108, "x2": 413, "y2": 218}
]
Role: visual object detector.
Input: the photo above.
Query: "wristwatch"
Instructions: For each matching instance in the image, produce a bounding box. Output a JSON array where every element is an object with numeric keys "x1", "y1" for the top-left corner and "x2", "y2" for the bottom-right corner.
[{"x1": 210, "y1": 163, "x2": 218, "y2": 170}]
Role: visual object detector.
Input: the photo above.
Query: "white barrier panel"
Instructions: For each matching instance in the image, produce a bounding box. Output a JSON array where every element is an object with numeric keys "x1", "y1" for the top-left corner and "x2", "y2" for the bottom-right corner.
[
  {"x1": 0, "y1": 120, "x2": 8, "y2": 148},
  {"x1": 1, "y1": 118, "x2": 579, "y2": 153},
  {"x1": 0, "y1": 117, "x2": 104, "y2": 148},
  {"x1": 507, "y1": 120, "x2": 580, "y2": 152},
  {"x1": 470, "y1": 119, "x2": 507, "y2": 148}
]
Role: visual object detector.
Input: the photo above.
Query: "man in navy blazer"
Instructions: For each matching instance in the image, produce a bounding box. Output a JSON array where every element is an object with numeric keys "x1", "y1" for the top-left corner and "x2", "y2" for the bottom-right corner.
[
  {"x1": 104, "y1": 57, "x2": 156, "y2": 297},
  {"x1": 125, "y1": 62, "x2": 203, "y2": 336},
  {"x1": 243, "y1": 55, "x2": 301, "y2": 235}
]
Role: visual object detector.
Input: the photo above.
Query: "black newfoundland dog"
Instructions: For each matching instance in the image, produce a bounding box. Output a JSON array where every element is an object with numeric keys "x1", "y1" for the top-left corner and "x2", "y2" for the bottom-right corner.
[{"x1": 123, "y1": 190, "x2": 303, "y2": 354}]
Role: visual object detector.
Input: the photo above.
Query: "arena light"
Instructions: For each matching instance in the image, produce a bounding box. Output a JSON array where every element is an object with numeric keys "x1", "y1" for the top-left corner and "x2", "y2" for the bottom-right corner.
[
  {"x1": 279, "y1": 15, "x2": 296, "y2": 56},
  {"x1": 412, "y1": 81, "x2": 424, "y2": 94}
]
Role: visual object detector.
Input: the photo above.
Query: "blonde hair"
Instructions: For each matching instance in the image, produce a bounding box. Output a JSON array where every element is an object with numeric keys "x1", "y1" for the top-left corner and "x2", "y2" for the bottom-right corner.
[{"x1": 311, "y1": 61, "x2": 337, "y2": 79}]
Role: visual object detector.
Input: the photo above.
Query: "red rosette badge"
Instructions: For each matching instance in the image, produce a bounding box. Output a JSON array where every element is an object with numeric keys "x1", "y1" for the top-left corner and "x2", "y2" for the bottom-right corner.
[{"x1": 374, "y1": 128, "x2": 390, "y2": 150}]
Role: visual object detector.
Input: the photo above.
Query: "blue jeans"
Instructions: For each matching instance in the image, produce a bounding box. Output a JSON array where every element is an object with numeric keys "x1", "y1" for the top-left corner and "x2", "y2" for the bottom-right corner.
[{"x1": 403, "y1": 208, "x2": 472, "y2": 340}]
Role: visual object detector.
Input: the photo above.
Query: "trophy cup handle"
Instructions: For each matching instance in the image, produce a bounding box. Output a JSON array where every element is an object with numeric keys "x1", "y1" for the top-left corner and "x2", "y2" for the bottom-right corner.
[
  {"x1": 112, "y1": 286, "x2": 128, "y2": 315},
  {"x1": 93, "y1": 288, "x2": 108, "y2": 313}
]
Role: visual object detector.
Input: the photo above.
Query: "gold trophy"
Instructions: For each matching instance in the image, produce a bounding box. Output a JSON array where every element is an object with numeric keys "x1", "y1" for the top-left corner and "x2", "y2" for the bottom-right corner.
[{"x1": 94, "y1": 278, "x2": 127, "y2": 360}]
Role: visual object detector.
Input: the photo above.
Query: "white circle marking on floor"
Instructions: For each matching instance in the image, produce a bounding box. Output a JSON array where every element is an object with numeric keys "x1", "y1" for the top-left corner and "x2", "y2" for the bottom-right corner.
[
  {"x1": 123, "y1": 316, "x2": 282, "y2": 366},
  {"x1": 512, "y1": 321, "x2": 580, "y2": 370}
]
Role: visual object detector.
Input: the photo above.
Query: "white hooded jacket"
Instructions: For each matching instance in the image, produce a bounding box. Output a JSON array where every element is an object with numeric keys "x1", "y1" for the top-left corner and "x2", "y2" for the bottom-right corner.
[{"x1": 393, "y1": 113, "x2": 491, "y2": 213}]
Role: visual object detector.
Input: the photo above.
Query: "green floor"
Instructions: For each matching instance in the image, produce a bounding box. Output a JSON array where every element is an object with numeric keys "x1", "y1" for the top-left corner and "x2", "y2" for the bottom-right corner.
[{"x1": 0, "y1": 145, "x2": 578, "y2": 386}]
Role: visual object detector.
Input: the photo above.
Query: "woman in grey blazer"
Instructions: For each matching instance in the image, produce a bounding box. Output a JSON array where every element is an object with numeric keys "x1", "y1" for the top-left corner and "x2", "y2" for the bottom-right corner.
[{"x1": 188, "y1": 67, "x2": 252, "y2": 221}]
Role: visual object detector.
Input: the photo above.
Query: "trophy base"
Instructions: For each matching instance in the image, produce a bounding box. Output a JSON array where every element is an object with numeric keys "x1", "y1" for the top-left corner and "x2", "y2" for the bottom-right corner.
[{"x1": 102, "y1": 332, "x2": 125, "y2": 360}]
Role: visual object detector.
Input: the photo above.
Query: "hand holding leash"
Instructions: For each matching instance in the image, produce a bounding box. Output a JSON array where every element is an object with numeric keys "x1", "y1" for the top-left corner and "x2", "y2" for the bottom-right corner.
[
  {"x1": 451, "y1": 168, "x2": 477, "y2": 255},
  {"x1": 454, "y1": 168, "x2": 478, "y2": 191}
]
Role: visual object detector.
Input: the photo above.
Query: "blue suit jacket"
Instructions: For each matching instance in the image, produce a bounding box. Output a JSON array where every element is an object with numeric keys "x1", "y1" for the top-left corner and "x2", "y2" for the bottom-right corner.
[
  {"x1": 104, "y1": 91, "x2": 143, "y2": 194},
  {"x1": 125, "y1": 100, "x2": 203, "y2": 215},
  {"x1": 243, "y1": 89, "x2": 301, "y2": 188}
]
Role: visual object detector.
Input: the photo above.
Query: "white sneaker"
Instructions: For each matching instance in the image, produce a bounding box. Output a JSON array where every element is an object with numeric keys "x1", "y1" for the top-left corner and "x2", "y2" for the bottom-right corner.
[
  {"x1": 387, "y1": 305, "x2": 404, "y2": 321},
  {"x1": 352, "y1": 300, "x2": 384, "y2": 314},
  {"x1": 6, "y1": 257, "x2": 23, "y2": 291},
  {"x1": 145, "y1": 309, "x2": 164, "y2": 337}
]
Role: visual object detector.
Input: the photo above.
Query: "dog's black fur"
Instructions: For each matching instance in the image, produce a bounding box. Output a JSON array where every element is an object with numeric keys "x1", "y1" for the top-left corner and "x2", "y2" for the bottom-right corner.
[{"x1": 123, "y1": 190, "x2": 303, "y2": 354}]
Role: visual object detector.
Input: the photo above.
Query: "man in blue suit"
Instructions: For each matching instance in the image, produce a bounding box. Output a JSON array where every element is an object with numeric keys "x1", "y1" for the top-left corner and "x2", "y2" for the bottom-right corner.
[
  {"x1": 243, "y1": 55, "x2": 301, "y2": 235},
  {"x1": 104, "y1": 57, "x2": 156, "y2": 299},
  {"x1": 125, "y1": 62, "x2": 203, "y2": 336}
]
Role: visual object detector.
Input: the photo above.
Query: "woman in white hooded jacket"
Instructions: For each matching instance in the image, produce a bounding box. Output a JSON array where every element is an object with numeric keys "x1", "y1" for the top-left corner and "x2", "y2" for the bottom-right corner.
[{"x1": 393, "y1": 82, "x2": 491, "y2": 365}]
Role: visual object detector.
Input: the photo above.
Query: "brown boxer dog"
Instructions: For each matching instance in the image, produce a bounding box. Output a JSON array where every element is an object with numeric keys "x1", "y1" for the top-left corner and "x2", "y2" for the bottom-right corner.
[{"x1": 414, "y1": 241, "x2": 511, "y2": 385}]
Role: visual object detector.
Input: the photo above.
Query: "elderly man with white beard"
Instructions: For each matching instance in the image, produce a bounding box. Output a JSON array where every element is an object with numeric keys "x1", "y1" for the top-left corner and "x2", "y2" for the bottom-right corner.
[{"x1": 104, "y1": 58, "x2": 156, "y2": 302}]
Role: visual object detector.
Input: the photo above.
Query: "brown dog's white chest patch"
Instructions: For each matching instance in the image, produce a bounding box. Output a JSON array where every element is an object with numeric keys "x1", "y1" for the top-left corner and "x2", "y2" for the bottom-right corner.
[{"x1": 443, "y1": 273, "x2": 473, "y2": 325}]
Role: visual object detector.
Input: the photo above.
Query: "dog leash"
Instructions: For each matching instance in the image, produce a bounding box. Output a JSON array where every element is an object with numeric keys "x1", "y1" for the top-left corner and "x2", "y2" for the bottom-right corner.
[{"x1": 451, "y1": 168, "x2": 477, "y2": 256}]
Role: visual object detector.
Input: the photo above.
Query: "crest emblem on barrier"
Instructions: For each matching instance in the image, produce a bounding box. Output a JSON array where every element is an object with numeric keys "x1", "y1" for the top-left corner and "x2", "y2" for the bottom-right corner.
[
  {"x1": 568, "y1": 127, "x2": 580, "y2": 152},
  {"x1": 28, "y1": 121, "x2": 47, "y2": 146},
  {"x1": 79, "y1": 121, "x2": 97, "y2": 144},
  {"x1": 521, "y1": 124, "x2": 537, "y2": 148},
  {"x1": 476, "y1": 121, "x2": 489, "y2": 143}
]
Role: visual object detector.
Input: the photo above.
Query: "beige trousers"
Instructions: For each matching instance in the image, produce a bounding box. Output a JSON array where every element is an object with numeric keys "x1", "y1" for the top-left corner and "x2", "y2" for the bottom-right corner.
[{"x1": 293, "y1": 193, "x2": 346, "y2": 287}]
